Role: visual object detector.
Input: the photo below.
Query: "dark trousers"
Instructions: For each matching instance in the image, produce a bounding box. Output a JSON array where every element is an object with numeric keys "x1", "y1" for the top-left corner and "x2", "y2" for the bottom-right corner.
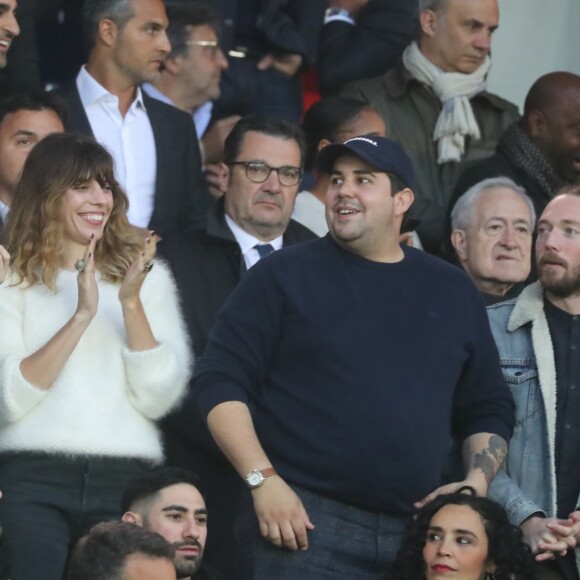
[
  {"x1": 0, "y1": 453, "x2": 150, "y2": 580},
  {"x1": 214, "y1": 57, "x2": 303, "y2": 123},
  {"x1": 235, "y1": 484, "x2": 411, "y2": 580}
]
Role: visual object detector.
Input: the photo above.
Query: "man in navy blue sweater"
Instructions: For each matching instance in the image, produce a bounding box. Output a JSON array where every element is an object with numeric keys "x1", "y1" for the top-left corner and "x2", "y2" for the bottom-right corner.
[{"x1": 192, "y1": 136, "x2": 515, "y2": 579}]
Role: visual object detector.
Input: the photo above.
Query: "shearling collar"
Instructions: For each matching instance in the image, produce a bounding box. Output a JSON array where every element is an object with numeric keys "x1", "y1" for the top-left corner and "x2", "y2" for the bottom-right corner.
[{"x1": 508, "y1": 281, "x2": 545, "y2": 332}]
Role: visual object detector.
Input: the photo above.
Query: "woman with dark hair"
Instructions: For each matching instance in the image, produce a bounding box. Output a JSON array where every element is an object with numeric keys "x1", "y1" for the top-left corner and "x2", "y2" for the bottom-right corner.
[
  {"x1": 0, "y1": 133, "x2": 191, "y2": 579},
  {"x1": 391, "y1": 489, "x2": 536, "y2": 580},
  {"x1": 292, "y1": 95, "x2": 386, "y2": 236}
]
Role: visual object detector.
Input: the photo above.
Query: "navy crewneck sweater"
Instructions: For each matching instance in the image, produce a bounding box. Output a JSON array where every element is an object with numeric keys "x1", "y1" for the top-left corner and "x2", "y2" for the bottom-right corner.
[{"x1": 194, "y1": 236, "x2": 514, "y2": 515}]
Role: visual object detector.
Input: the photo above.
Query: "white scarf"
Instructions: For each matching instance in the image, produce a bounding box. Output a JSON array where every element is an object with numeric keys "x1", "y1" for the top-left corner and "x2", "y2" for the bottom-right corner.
[{"x1": 402, "y1": 41, "x2": 491, "y2": 164}]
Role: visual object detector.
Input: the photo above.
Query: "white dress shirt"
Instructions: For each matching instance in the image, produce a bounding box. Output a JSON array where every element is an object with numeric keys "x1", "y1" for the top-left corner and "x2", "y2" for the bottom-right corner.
[
  {"x1": 224, "y1": 213, "x2": 283, "y2": 270},
  {"x1": 76, "y1": 67, "x2": 157, "y2": 228},
  {"x1": 292, "y1": 190, "x2": 328, "y2": 237}
]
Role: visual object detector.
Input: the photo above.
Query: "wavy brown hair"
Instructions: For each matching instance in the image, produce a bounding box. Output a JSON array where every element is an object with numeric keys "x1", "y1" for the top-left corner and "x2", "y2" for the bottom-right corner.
[{"x1": 5, "y1": 133, "x2": 141, "y2": 290}]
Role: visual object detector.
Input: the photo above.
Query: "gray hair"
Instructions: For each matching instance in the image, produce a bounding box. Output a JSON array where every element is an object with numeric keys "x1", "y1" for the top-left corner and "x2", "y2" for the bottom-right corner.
[
  {"x1": 451, "y1": 176, "x2": 536, "y2": 232},
  {"x1": 82, "y1": 0, "x2": 136, "y2": 48}
]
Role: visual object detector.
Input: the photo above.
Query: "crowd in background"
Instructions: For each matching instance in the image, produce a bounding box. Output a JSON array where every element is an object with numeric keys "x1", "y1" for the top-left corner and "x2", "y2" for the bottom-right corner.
[{"x1": 0, "y1": 1, "x2": 580, "y2": 579}]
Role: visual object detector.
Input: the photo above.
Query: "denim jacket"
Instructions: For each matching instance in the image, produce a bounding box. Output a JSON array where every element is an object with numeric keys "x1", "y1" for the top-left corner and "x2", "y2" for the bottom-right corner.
[{"x1": 487, "y1": 282, "x2": 580, "y2": 572}]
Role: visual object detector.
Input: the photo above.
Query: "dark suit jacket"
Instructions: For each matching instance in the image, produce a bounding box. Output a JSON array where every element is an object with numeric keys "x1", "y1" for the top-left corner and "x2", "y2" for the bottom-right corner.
[
  {"x1": 55, "y1": 80, "x2": 212, "y2": 237},
  {"x1": 318, "y1": 0, "x2": 415, "y2": 95},
  {"x1": 159, "y1": 197, "x2": 318, "y2": 358}
]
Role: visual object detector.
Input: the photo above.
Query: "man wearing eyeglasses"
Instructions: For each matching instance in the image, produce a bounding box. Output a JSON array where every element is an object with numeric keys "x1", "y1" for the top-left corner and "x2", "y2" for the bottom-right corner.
[
  {"x1": 158, "y1": 114, "x2": 316, "y2": 579},
  {"x1": 143, "y1": 1, "x2": 240, "y2": 180}
]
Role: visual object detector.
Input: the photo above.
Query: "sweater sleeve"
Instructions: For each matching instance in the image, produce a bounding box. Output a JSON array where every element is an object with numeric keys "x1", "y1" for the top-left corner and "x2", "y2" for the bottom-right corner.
[
  {"x1": 0, "y1": 281, "x2": 48, "y2": 425},
  {"x1": 122, "y1": 260, "x2": 193, "y2": 420},
  {"x1": 318, "y1": 0, "x2": 414, "y2": 96},
  {"x1": 193, "y1": 259, "x2": 284, "y2": 419},
  {"x1": 451, "y1": 283, "x2": 515, "y2": 444}
]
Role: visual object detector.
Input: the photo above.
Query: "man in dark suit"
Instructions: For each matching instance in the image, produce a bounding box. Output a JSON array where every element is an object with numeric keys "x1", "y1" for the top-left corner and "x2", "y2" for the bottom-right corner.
[
  {"x1": 56, "y1": 0, "x2": 211, "y2": 238},
  {"x1": 159, "y1": 115, "x2": 316, "y2": 579}
]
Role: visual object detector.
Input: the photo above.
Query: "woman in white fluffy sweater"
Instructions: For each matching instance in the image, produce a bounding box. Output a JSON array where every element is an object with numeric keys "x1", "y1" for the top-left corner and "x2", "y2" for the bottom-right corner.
[{"x1": 0, "y1": 133, "x2": 192, "y2": 579}]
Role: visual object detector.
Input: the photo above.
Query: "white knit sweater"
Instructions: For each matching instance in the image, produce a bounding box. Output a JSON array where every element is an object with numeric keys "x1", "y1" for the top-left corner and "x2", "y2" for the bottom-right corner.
[{"x1": 0, "y1": 260, "x2": 192, "y2": 462}]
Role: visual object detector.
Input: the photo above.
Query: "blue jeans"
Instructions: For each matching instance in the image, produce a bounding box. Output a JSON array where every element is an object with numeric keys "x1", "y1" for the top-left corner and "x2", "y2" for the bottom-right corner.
[
  {"x1": 235, "y1": 484, "x2": 411, "y2": 580},
  {"x1": 0, "y1": 453, "x2": 150, "y2": 580}
]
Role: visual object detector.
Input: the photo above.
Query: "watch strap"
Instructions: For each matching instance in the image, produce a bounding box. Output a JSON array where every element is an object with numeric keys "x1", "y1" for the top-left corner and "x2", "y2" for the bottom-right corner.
[
  {"x1": 260, "y1": 467, "x2": 276, "y2": 479},
  {"x1": 244, "y1": 467, "x2": 277, "y2": 489}
]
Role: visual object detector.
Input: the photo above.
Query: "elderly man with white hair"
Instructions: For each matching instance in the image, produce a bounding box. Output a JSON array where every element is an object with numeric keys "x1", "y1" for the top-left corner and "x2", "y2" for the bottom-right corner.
[{"x1": 451, "y1": 176, "x2": 535, "y2": 303}]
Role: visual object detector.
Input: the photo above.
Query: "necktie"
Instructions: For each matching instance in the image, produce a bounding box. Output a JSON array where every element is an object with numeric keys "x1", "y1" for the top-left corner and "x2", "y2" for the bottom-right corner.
[{"x1": 255, "y1": 243, "x2": 275, "y2": 259}]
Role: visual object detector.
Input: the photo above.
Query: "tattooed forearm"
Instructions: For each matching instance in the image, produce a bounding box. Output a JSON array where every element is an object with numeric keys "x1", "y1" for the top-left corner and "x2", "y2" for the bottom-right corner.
[
  {"x1": 465, "y1": 434, "x2": 508, "y2": 487},
  {"x1": 489, "y1": 434, "x2": 508, "y2": 465}
]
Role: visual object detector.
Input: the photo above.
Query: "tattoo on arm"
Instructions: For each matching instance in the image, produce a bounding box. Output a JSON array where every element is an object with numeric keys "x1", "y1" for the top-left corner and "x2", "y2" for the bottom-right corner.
[{"x1": 471, "y1": 435, "x2": 508, "y2": 486}]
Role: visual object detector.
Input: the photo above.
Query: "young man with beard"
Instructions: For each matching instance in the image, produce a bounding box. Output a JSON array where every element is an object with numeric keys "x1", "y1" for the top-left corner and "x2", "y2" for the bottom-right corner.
[
  {"x1": 488, "y1": 186, "x2": 580, "y2": 580},
  {"x1": 122, "y1": 468, "x2": 222, "y2": 580}
]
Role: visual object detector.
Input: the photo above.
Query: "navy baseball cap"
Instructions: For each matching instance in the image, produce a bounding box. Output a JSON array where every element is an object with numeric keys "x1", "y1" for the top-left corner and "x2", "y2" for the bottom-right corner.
[{"x1": 315, "y1": 135, "x2": 415, "y2": 191}]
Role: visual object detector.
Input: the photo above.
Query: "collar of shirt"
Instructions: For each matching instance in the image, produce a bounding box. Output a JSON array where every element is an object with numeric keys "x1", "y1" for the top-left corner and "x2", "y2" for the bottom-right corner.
[
  {"x1": 0, "y1": 199, "x2": 8, "y2": 223},
  {"x1": 224, "y1": 212, "x2": 283, "y2": 269},
  {"x1": 77, "y1": 65, "x2": 147, "y2": 117}
]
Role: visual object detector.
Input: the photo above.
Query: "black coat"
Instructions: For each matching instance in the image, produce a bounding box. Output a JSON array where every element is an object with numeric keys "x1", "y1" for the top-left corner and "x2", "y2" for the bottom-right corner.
[
  {"x1": 159, "y1": 197, "x2": 317, "y2": 358},
  {"x1": 318, "y1": 0, "x2": 416, "y2": 95},
  {"x1": 55, "y1": 80, "x2": 212, "y2": 237}
]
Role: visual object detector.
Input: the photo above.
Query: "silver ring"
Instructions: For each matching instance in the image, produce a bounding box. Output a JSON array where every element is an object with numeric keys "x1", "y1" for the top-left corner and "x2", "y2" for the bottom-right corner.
[
  {"x1": 74, "y1": 259, "x2": 86, "y2": 273},
  {"x1": 143, "y1": 261, "x2": 154, "y2": 273}
]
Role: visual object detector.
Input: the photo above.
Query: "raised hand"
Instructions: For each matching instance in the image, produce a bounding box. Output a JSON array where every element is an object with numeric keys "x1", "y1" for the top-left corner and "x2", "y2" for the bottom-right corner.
[
  {"x1": 119, "y1": 231, "x2": 157, "y2": 308},
  {"x1": 75, "y1": 234, "x2": 99, "y2": 322}
]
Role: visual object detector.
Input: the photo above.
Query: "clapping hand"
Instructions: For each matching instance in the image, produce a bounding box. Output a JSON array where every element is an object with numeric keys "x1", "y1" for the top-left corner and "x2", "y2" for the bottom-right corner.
[
  {"x1": 119, "y1": 231, "x2": 157, "y2": 307},
  {"x1": 75, "y1": 234, "x2": 99, "y2": 322}
]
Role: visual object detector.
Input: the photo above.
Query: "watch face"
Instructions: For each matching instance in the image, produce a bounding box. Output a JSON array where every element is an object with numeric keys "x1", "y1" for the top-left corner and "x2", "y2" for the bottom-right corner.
[{"x1": 247, "y1": 471, "x2": 263, "y2": 487}]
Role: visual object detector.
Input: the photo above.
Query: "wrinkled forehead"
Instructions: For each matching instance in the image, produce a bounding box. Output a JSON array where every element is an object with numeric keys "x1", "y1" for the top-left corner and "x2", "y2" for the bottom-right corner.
[{"x1": 475, "y1": 187, "x2": 533, "y2": 222}]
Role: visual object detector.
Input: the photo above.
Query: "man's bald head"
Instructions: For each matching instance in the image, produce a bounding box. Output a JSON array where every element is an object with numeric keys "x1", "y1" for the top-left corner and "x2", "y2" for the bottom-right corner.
[
  {"x1": 523, "y1": 72, "x2": 580, "y2": 184},
  {"x1": 524, "y1": 72, "x2": 580, "y2": 120}
]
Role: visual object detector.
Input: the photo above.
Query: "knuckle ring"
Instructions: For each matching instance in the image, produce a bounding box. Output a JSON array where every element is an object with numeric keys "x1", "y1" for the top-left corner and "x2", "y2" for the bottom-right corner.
[
  {"x1": 74, "y1": 259, "x2": 86, "y2": 273},
  {"x1": 143, "y1": 261, "x2": 154, "y2": 273}
]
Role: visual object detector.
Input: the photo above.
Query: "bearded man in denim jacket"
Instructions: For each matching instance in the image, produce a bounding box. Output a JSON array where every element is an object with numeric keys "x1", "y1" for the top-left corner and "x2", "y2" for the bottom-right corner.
[{"x1": 488, "y1": 186, "x2": 580, "y2": 580}]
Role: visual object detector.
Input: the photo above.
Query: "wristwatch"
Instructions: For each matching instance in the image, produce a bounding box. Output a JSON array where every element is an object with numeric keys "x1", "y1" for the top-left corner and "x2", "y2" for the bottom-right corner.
[
  {"x1": 244, "y1": 467, "x2": 277, "y2": 489},
  {"x1": 324, "y1": 7, "x2": 351, "y2": 19}
]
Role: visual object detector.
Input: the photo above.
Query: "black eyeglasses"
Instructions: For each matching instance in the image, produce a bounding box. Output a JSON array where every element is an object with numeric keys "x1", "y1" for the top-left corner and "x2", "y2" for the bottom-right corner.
[{"x1": 228, "y1": 161, "x2": 303, "y2": 186}]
